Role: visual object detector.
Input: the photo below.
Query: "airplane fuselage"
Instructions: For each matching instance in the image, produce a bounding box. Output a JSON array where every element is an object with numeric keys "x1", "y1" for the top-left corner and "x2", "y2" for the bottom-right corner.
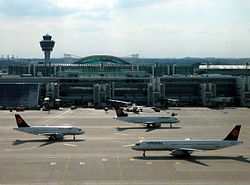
[
  {"x1": 13, "y1": 126, "x2": 84, "y2": 136},
  {"x1": 132, "y1": 139, "x2": 242, "y2": 151},
  {"x1": 114, "y1": 115, "x2": 179, "y2": 124}
]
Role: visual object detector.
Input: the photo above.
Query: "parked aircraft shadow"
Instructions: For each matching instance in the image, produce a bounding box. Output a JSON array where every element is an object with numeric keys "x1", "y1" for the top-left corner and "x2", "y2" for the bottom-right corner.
[
  {"x1": 117, "y1": 126, "x2": 181, "y2": 133},
  {"x1": 12, "y1": 139, "x2": 85, "y2": 147},
  {"x1": 134, "y1": 155, "x2": 250, "y2": 167}
]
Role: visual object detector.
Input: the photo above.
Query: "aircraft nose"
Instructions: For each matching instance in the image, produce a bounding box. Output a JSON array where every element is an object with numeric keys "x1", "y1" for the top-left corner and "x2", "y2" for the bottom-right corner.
[
  {"x1": 131, "y1": 144, "x2": 136, "y2": 150},
  {"x1": 131, "y1": 144, "x2": 141, "y2": 151},
  {"x1": 174, "y1": 118, "x2": 180, "y2": 123},
  {"x1": 80, "y1": 129, "x2": 85, "y2": 134}
]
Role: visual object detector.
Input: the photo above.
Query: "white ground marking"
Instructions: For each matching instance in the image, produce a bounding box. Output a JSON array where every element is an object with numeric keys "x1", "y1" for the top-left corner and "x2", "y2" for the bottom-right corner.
[
  {"x1": 79, "y1": 162, "x2": 85, "y2": 165},
  {"x1": 50, "y1": 162, "x2": 56, "y2": 165},
  {"x1": 63, "y1": 143, "x2": 77, "y2": 147}
]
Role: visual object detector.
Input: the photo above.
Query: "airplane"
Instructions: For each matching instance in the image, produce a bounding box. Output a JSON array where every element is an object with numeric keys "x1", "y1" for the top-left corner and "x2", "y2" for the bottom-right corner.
[
  {"x1": 107, "y1": 99, "x2": 143, "y2": 113},
  {"x1": 113, "y1": 107, "x2": 179, "y2": 128},
  {"x1": 125, "y1": 103, "x2": 143, "y2": 113},
  {"x1": 13, "y1": 114, "x2": 84, "y2": 140},
  {"x1": 107, "y1": 99, "x2": 133, "y2": 107},
  {"x1": 131, "y1": 125, "x2": 242, "y2": 157}
]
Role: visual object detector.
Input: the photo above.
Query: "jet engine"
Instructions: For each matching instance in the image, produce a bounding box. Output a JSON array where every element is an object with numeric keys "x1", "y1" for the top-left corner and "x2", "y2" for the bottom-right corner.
[
  {"x1": 50, "y1": 133, "x2": 64, "y2": 140},
  {"x1": 154, "y1": 123, "x2": 161, "y2": 128},
  {"x1": 171, "y1": 149, "x2": 190, "y2": 157},
  {"x1": 55, "y1": 134, "x2": 64, "y2": 140}
]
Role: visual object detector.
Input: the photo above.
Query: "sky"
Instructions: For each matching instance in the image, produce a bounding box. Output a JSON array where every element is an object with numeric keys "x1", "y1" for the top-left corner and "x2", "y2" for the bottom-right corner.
[{"x1": 0, "y1": 0, "x2": 250, "y2": 58}]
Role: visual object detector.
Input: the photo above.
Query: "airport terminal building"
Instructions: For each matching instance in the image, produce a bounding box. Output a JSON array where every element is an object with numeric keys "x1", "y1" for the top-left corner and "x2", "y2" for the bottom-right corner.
[{"x1": 1, "y1": 55, "x2": 250, "y2": 108}]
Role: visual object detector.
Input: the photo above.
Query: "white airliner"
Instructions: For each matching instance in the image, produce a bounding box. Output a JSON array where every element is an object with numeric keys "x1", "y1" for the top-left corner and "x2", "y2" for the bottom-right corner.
[
  {"x1": 125, "y1": 103, "x2": 143, "y2": 113},
  {"x1": 107, "y1": 99, "x2": 143, "y2": 113},
  {"x1": 131, "y1": 125, "x2": 242, "y2": 157},
  {"x1": 113, "y1": 107, "x2": 179, "y2": 128},
  {"x1": 13, "y1": 114, "x2": 84, "y2": 140}
]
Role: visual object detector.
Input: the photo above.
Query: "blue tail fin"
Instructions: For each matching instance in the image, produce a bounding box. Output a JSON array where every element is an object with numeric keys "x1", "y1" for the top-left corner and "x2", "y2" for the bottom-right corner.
[
  {"x1": 224, "y1": 125, "x2": 241, "y2": 141},
  {"x1": 115, "y1": 107, "x2": 128, "y2": 117},
  {"x1": 15, "y1": 114, "x2": 30, "y2": 127}
]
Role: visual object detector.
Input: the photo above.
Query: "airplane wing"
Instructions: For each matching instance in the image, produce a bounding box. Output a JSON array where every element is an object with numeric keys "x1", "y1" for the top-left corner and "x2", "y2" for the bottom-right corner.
[
  {"x1": 179, "y1": 148, "x2": 204, "y2": 152},
  {"x1": 144, "y1": 121, "x2": 158, "y2": 124},
  {"x1": 171, "y1": 148, "x2": 203, "y2": 156},
  {"x1": 41, "y1": 133, "x2": 64, "y2": 140},
  {"x1": 143, "y1": 121, "x2": 161, "y2": 128}
]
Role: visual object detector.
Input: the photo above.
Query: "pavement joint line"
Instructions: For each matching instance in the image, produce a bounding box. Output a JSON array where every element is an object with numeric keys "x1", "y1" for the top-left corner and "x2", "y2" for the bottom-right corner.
[
  {"x1": 41, "y1": 110, "x2": 71, "y2": 124},
  {"x1": 61, "y1": 155, "x2": 71, "y2": 181},
  {"x1": 161, "y1": 160, "x2": 177, "y2": 185},
  {"x1": 117, "y1": 155, "x2": 124, "y2": 184},
  {"x1": 3, "y1": 146, "x2": 37, "y2": 152},
  {"x1": 137, "y1": 129, "x2": 149, "y2": 140},
  {"x1": 105, "y1": 138, "x2": 128, "y2": 144}
]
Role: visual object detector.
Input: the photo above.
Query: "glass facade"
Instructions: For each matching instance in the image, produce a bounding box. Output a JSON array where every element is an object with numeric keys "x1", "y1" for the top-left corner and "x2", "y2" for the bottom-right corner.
[
  {"x1": 8, "y1": 63, "x2": 196, "y2": 78},
  {"x1": 3, "y1": 59, "x2": 250, "y2": 107},
  {"x1": 0, "y1": 84, "x2": 39, "y2": 107}
]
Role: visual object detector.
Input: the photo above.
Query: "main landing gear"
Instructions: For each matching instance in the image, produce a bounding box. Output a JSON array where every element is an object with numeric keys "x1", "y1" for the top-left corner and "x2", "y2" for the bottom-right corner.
[
  {"x1": 73, "y1": 135, "x2": 75, "y2": 140},
  {"x1": 143, "y1": 150, "x2": 145, "y2": 157}
]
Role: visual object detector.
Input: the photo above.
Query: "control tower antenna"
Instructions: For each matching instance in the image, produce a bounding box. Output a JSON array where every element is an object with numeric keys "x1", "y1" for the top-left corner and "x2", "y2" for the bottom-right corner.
[{"x1": 39, "y1": 34, "x2": 55, "y2": 64}]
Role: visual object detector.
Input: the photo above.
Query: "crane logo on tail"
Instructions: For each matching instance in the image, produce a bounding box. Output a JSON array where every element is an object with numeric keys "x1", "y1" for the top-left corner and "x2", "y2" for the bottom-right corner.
[
  {"x1": 15, "y1": 114, "x2": 30, "y2": 127},
  {"x1": 115, "y1": 107, "x2": 128, "y2": 117},
  {"x1": 232, "y1": 130, "x2": 239, "y2": 137},
  {"x1": 224, "y1": 125, "x2": 241, "y2": 141},
  {"x1": 17, "y1": 118, "x2": 23, "y2": 124},
  {"x1": 117, "y1": 109, "x2": 122, "y2": 114}
]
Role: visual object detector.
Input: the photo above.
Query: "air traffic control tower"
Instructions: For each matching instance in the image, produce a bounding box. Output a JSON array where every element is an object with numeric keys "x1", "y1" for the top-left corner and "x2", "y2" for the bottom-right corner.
[{"x1": 39, "y1": 34, "x2": 55, "y2": 64}]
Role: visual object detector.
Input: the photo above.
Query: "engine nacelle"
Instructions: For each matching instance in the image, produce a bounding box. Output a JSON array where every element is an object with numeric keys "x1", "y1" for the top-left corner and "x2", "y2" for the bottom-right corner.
[
  {"x1": 55, "y1": 134, "x2": 64, "y2": 140},
  {"x1": 154, "y1": 123, "x2": 161, "y2": 128},
  {"x1": 50, "y1": 133, "x2": 64, "y2": 140},
  {"x1": 171, "y1": 149, "x2": 190, "y2": 157}
]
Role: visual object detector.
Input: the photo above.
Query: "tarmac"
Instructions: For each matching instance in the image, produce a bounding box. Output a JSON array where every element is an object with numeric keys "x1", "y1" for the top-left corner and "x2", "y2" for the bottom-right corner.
[{"x1": 0, "y1": 107, "x2": 249, "y2": 185}]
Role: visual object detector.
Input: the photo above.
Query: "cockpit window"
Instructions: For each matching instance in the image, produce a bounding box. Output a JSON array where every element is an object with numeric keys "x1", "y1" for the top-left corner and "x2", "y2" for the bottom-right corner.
[{"x1": 135, "y1": 143, "x2": 140, "y2": 146}]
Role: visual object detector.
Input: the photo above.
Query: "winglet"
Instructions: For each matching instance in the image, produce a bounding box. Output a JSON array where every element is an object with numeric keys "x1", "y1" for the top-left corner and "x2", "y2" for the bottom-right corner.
[
  {"x1": 115, "y1": 107, "x2": 128, "y2": 117},
  {"x1": 15, "y1": 114, "x2": 30, "y2": 127},
  {"x1": 224, "y1": 125, "x2": 241, "y2": 141}
]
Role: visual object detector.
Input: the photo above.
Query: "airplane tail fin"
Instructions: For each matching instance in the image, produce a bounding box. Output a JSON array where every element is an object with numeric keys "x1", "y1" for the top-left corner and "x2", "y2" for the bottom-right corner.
[
  {"x1": 223, "y1": 125, "x2": 241, "y2": 141},
  {"x1": 15, "y1": 114, "x2": 30, "y2": 127},
  {"x1": 115, "y1": 107, "x2": 128, "y2": 117}
]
